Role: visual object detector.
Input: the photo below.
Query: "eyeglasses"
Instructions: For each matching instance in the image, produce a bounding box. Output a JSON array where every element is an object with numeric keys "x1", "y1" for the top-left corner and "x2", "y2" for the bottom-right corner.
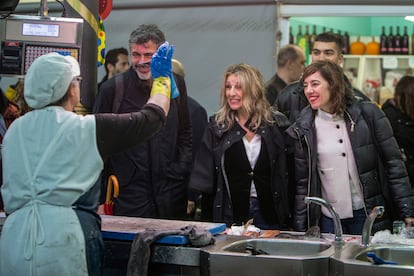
[{"x1": 73, "y1": 76, "x2": 83, "y2": 84}]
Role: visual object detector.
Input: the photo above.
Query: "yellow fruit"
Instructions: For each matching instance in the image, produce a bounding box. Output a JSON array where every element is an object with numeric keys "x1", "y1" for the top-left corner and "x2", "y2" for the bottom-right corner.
[{"x1": 366, "y1": 37, "x2": 380, "y2": 55}]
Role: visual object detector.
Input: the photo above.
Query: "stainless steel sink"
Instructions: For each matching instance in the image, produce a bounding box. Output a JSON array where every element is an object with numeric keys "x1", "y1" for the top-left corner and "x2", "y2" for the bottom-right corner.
[
  {"x1": 329, "y1": 242, "x2": 414, "y2": 276},
  {"x1": 355, "y1": 246, "x2": 414, "y2": 265},
  {"x1": 220, "y1": 238, "x2": 332, "y2": 256},
  {"x1": 201, "y1": 235, "x2": 335, "y2": 276}
]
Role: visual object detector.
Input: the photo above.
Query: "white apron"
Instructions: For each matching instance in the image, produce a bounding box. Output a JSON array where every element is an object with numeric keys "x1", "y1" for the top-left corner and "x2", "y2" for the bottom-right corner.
[{"x1": 0, "y1": 107, "x2": 103, "y2": 276}]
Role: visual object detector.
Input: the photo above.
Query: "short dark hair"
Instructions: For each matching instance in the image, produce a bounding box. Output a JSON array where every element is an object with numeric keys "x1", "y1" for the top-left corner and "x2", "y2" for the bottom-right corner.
[
  {"x1": 277, "y1": 45, "x2": 300, "y2": 68},
  {"x1": 104, "y1": 47, "x2": 128, "y2": 74},
  {"x1": 315, "y1": 32, "x2": 344, "y2": 54},
  {"x1": 129, "y1": 24, "x2": 165, "y2": 46}
]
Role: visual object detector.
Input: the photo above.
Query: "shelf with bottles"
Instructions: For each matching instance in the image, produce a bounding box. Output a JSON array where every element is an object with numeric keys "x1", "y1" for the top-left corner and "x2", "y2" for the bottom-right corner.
[
  {"x1": 343, "y1": 54, "x2": 414, "y2": 104},
  {"x1": 289, "y1": 24, "x2": 414, "y2": 56}
]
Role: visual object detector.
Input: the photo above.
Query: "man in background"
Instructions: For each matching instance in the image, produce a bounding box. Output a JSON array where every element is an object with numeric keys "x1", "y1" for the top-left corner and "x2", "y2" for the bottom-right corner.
[
  {"x1": 275, "y1": 32, "x2": 369, "y2": 123},
  {"x1": 172, "y1": 59, "x2": 207, "y2": 160},
  {"x1": 98, "y1": 47, "x2": 129, "y2": 90},
  {"x1": 265, "y1": 44, "x2": 306, "y2": 105},
  {"x1": 172, "y1": 58, "x2": 208, "y2": 219}
]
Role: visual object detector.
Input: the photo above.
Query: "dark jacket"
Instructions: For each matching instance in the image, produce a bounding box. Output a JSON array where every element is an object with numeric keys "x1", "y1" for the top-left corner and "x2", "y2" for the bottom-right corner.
[
  {"x1": 287, "y1": 99, "x2": 414, "y2": 233},
  {"x1": 187, "y1": 96, "x2": 208, "y2": 161},
  {"x1": 97, "y1": 75, "x2": 108, "y2": 91},
  {"x1": 382, "y1": 99, "x2": 414, "y2": 188},
  {"x1": 275, "y1": 76, "x2": 370, "y2": 124},
  {"x1": 189, "y1": 112, "x2": 291, "y2": 228},
  {"x1": 187, "y1": 96, "x2": 208, "y2": 203},
  {"x1": 265, "y1": 73, "x2": 287, "y2": 105},
  {"x1": 93, "y1": 68, "x2": 192, "y2": 219}
]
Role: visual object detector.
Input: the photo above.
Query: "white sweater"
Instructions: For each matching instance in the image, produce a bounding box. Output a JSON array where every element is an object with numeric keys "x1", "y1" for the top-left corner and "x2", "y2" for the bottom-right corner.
[{"x1": 315, "y1": 109, "x2": 364, "y2": 219}]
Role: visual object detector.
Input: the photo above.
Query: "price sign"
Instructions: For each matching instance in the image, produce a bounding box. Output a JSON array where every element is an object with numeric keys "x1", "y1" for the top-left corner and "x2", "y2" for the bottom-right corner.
[
  {"x1": 382, "y1": 57, "x2": 398, "y2": 69},
  {"x1": 409, "y1": 57, "x2": 414, "y2": 68}
]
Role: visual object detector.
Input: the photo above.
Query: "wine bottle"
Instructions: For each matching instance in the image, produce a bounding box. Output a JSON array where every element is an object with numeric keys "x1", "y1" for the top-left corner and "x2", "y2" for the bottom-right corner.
[
  {"x1": 387, "y1": 26, "x2": 394, "y2": 55},
  {"x1": 310, "y1": 25, "x2": 317, "y2": 51},
  {"x1": 337, "y1": 30, "x2": 342, "y2": 50},
  {"x1": 289, "y1": 26, "x2": 294, "y2": 44},
  {"x1": 402, "y1": 26, "x2": 409, "y2": 55},
  {"x1": 394, "y1": 26, "x2": 402, "y2": 55},
  {"x1": 343, "y1": 31, "x2": 350, "y2": 54},
  {"x1": 296, "y1": 25, "x2": 303, "y2": 46},
  {"x1": 411, "y1": 25, "x2": 414, "y2": 55},
  {"x1": 380, "y1": 26, "x2": 388, "y2": 55},
  {"x1": 304, "y1": 25, "x2": 310, "y2": 41},
  {"x1": 304, "y1": 25, "x2": 311, "y2": 52}
]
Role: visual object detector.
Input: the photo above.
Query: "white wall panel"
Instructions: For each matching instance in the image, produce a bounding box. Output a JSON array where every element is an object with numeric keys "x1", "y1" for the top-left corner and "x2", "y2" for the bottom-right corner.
[{"x1": 100, "y1": 5, "x2": 277, "y2": 115}]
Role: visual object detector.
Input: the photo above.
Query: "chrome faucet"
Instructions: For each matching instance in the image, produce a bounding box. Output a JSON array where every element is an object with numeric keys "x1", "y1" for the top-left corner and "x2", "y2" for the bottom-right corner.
[
  {"x1": 304, "y1": 196, "x2": 343, "y2": 245},
  {"x1": 360, "y1": 206, "x2": 385, "y2": 248}
]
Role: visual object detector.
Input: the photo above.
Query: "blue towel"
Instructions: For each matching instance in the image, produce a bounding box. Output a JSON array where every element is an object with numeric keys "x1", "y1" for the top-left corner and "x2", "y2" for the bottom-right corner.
[{"x1": 366, "y1": 252, "x2": 398, "y2": 265}]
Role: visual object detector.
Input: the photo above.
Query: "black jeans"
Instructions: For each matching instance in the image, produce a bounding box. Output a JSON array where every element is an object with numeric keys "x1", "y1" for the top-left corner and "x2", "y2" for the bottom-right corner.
[
  {"x1": 320, "y1": 208, "x2": 365, "y2": 235},
  {"x1": 75, "y1": 208, "x2": 104, "y2": 276},
  {"x1": 249, "y1": 197, "x2": 280, "y2": 230}
]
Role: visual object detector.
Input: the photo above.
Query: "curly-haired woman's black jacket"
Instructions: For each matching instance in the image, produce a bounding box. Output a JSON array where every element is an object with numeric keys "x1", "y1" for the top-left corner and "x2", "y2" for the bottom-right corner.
[{"x1": 287, "y1": 99, "x2": 414, "y2": 233}]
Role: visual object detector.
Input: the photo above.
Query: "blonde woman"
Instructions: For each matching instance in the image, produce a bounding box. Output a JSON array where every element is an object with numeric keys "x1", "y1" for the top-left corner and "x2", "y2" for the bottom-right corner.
[{"x1": 189, "y1": 63, "x2": 291, "y2": 230}]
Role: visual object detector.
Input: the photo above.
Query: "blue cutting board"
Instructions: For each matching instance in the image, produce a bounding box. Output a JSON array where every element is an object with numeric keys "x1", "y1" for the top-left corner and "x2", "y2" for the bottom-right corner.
[{"x1": 101, "y1": 215, "x2": 226, "y2": 245}]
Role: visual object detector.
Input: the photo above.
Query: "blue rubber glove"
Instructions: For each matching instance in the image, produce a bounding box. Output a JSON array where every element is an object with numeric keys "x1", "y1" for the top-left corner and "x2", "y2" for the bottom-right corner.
[
  {"x1": 150, "y1": 42, "x2": 179, "y2": 99},
  {"x1": 151, "y1": 41, "x2": 173, "y2": 78}
]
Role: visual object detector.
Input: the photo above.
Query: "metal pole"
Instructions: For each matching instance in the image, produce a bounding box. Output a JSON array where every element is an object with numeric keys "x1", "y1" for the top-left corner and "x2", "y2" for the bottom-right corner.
[
  {"x1": 64, "y1": 0, "x2": 98, "y2": 113},
  {"x1": 38, "y1": 0, "x2": 48, "y2": 17}
]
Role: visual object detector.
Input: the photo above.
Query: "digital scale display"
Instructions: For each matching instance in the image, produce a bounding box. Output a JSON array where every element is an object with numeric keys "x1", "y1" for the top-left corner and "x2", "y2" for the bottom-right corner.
[
  {"x1": 1, "y1": 15, "x2": 83, "y2": 76},
  {"x1": 24, "y1": 45, "x2": 79, "y2": 73},
  {"x1": 22, "y1": 23, "x2": 60, "y2": 37}
]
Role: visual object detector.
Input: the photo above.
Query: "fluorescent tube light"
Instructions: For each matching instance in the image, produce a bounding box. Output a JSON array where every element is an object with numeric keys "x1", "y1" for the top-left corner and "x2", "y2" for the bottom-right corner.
[{"x1": 405, "y1": 16, "x2": 414, "y2": 22}]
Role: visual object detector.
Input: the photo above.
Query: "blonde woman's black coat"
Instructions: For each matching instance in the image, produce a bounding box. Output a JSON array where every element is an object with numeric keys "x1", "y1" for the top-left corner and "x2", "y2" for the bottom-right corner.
[{"x1": 189, "y1": 114, "x2": 291, "y2": 228}]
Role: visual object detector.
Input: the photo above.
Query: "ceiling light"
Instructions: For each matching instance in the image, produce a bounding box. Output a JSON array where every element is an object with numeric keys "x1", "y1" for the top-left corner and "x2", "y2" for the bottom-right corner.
[{"x1": 405, "y1": 16, "x2": 414, "y2": 22}]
